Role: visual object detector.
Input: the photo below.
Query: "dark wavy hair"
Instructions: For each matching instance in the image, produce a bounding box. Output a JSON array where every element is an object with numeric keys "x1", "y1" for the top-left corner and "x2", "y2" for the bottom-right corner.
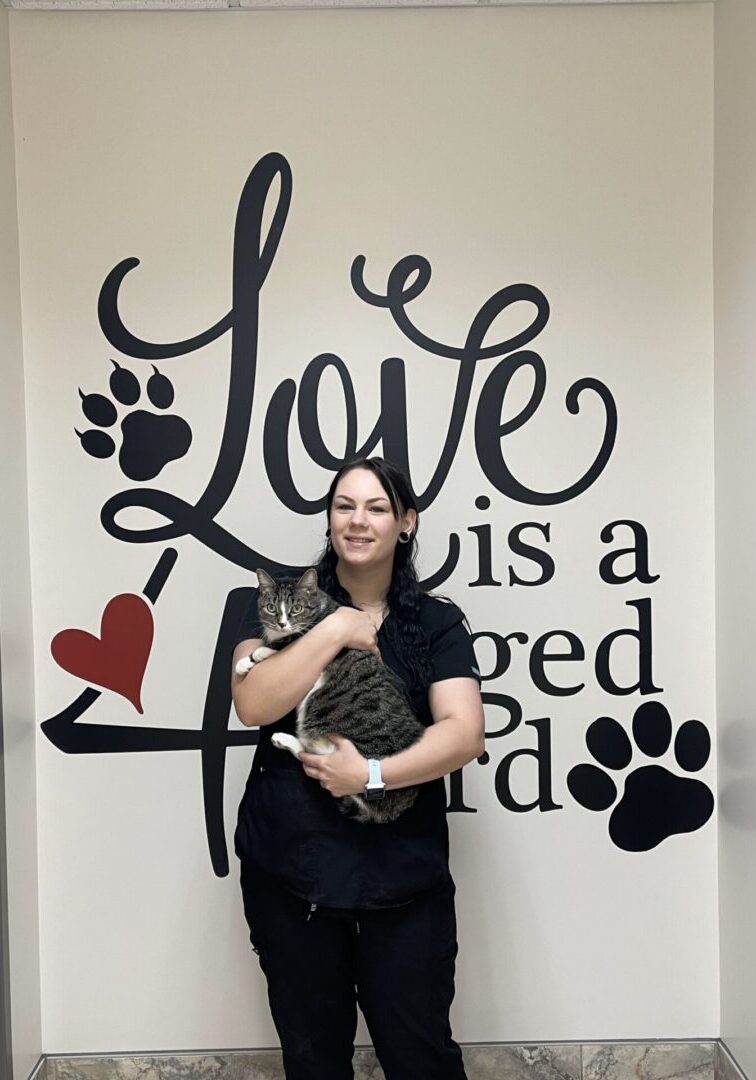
[{"x1": 314, "y1": 456, "x2": 433, "y2": 687}]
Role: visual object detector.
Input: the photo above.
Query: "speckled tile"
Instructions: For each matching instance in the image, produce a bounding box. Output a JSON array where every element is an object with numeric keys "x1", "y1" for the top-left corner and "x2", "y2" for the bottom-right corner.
[
  {"x1": 47, "y1": 1054, "x2": 286, "y2": 1080},
  {"x1": 354, "y1": 1048, "x2": 385, "y2": 1079},
  {"x1": 463, "y1": 1044, "x2": 581, "y2": 1080},
  {"x1": 583, "y1": 1043, "x2": 716, "y2": 1080},
  {"x1": 44, "y1": 1050, "x2": 384, "y2": 1080},
  {"x1": 41, "y1": 1043, "x2": 723, "y2": 1080},
  {"x1": 717, "y1": 1044, "x2": 748, "y2": 1080}
]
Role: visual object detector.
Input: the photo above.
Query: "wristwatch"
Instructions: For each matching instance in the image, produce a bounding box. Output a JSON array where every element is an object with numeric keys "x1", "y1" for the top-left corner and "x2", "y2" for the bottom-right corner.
[{"x1": 365, "y1": 758, "x2": 386, "y2": 801}]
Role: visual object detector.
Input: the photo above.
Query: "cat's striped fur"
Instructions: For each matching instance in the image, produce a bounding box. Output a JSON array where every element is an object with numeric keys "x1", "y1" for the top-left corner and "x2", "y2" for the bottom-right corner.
[{"x1": 237, "y1": 567, "x2": 425, "y2": 823}]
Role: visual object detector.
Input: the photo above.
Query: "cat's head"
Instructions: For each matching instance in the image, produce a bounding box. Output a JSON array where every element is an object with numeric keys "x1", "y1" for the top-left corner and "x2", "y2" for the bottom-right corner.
[{"x1": 255, "y1": 567, "x2": 334, "y2": 640}]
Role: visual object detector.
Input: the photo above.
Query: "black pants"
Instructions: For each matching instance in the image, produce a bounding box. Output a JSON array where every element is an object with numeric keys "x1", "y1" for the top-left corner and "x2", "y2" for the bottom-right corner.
[{"x1": 239, "y1": 860, "x2": 467, "y2": 1080}]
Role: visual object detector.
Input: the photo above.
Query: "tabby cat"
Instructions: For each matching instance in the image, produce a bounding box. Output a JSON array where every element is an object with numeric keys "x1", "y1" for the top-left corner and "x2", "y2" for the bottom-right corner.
[{"x1": 235, "y1": 567, "x2": 425, "y2": 823}]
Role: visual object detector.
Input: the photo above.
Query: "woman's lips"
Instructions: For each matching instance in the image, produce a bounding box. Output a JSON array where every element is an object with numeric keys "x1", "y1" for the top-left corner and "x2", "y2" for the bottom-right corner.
[{"x1": 345, "y1": 537, "x2": 373, "y2": 545}]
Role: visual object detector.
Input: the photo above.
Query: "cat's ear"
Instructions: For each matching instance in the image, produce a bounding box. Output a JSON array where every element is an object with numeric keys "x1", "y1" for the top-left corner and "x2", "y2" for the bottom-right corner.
[
  {"x1": 296, "y1": 567, "x2": 319, "y2": 593},
  {"x1": 256, "y1": 568, "x2": 276, "y2": 592}
]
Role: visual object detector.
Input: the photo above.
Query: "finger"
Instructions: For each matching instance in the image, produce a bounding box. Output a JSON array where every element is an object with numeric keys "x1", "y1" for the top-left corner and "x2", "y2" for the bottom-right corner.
[{"x1": 331, "y1": 735, "x2": 354, "y2": 750}]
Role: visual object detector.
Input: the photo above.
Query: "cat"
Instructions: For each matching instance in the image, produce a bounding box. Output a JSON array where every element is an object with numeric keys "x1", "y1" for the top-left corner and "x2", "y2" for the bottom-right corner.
[{"x1": 235, "y1": 566, "x2": 426, "y2": 824}]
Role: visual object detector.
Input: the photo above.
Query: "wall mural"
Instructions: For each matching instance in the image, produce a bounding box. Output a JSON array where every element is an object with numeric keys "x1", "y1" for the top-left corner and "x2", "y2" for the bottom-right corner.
[{"x1": 39, "y1": 151, "x2": 714, "y2": 877}]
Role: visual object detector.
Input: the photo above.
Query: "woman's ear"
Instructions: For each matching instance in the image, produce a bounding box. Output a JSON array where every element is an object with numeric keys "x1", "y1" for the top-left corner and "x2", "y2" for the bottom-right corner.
[{"x1": 403, "y1": 509, "x2": 418, "y2": 535}]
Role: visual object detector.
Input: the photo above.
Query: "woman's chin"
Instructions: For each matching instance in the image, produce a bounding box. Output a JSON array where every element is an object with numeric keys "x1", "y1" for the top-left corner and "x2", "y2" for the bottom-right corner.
[
  {"x1": 337, "y1": 542, "x2": 384, "y2": 564},
  {"x1": 341, "y1": 550, "x2": 373, "y2": 563}
]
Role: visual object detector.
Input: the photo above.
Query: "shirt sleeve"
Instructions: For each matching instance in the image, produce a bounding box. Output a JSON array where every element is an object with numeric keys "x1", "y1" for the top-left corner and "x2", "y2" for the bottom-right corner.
[
  {"x1": 427, "y1": 600, "x2": 482, "y2": 685},
  {"x1": 233, "y1": 588, "x2": 264, "y2": 647}
]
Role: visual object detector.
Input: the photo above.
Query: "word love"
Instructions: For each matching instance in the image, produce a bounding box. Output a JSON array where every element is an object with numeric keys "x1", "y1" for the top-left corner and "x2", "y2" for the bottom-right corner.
[{"x1": 96, "y1": 152, "x2": 617, "y2": 589}]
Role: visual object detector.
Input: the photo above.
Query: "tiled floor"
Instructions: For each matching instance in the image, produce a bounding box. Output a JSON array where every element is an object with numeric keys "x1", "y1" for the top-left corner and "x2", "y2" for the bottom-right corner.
[{"x1": 35, "y1": 1040, "x2": 739, "y2": 1080}]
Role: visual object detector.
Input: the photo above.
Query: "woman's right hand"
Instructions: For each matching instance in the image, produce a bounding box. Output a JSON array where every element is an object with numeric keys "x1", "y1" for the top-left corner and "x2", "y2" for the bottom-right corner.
[{"x1": 327, "y1": 607, "x2": 382, "y2": 657}]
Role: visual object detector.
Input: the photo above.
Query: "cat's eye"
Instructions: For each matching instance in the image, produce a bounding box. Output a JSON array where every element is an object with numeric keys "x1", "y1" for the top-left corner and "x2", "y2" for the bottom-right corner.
[
  {"x1": 264, "y1": 604, "x2": 276, "y2": 613},
  {"x1": 291, "y1": 604, "x2": 303, "y2": 614}
]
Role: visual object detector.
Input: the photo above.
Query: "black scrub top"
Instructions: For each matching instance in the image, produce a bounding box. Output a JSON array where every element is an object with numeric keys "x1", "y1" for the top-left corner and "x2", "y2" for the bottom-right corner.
[{"x1": 233, "y1": 589, "x2": 481, "y2": 909}]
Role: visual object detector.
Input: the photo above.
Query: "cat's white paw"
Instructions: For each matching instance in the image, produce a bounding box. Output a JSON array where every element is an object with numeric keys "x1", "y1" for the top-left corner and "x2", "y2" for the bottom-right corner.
[
  {"x1": 235, "y1": 656, "x2": 254, "y2": 676},
  {"x1": 271, "y1": 733, "x2": 305, "y2": 757},
  {"x1": 252, "y1": 645, "x2": 276, "y2": 663}
]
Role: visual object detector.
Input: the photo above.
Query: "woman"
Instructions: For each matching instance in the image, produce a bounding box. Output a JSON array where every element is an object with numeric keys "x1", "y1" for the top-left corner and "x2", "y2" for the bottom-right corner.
[{"x1": 231, "y1": 456, "x2": 485, "y2": 1080}]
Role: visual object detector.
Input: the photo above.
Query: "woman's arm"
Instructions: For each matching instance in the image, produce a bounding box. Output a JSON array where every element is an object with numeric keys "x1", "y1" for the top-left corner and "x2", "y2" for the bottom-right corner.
[
  {"x1": 298, "y1": 677, "x2": 485, "y2": 795},
  {"x1": 382, "y1": 677, "x2": 485, "y2": 788},
  {"x1": 231, "y1": 606, "x2": 382, "y2": 727}
]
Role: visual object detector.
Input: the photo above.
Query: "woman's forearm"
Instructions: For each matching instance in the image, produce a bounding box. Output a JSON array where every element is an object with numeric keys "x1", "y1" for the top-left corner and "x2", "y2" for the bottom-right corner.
[
  {"x1": 380, "y1": 718, "x2": 483, "y2": 790},
  {"x1": 232, "y1": 615, "x2": 345, "y2": 727}
]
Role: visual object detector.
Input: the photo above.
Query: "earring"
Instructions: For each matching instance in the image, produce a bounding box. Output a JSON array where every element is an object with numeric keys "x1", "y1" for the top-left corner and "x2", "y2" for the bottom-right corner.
[
  {"x1": 325, "y1": 527, "x2": 331, "y2": 538},
  {"x1": 398, "y1": 531, "x2": 411, "y2": 544}
]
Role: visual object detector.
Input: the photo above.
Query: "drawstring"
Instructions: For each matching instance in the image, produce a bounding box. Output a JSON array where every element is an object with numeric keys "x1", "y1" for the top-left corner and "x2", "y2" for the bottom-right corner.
[{"x1": 355, "y1": 919, "x2": 361, "y2": 934}]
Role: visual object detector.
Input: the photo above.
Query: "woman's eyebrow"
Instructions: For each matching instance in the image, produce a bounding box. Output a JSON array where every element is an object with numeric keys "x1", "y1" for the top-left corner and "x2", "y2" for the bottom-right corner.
[{"x1": 335, "y1": 496, "x2": 390, "y2": 503}]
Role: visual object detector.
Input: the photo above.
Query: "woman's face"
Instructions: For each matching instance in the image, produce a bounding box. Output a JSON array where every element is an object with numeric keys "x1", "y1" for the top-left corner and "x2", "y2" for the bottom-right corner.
[{"x1": 329, "y1": 468, "x2": 417, "y2": 570}]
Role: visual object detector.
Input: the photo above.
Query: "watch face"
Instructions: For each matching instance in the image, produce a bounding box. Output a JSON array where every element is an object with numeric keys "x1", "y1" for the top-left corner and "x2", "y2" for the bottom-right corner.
[{"x1": 365, "y1": 785, "x2": 386, "y2": 801}]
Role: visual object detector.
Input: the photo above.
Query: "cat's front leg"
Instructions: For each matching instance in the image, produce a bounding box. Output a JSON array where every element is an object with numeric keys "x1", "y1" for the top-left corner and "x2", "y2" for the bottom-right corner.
[
  {"x1": 234, "y1": 645, "x2": 275, "y2": 676},
  {"x1": 252, "y1": 645, "x2": 276, "y2": 662},
  {"x1": 271, "y1": 732, "x2": 306, "y2": 757},
  {"x1": 271, "y1": 733, "x2": 336, "y2": 756}
]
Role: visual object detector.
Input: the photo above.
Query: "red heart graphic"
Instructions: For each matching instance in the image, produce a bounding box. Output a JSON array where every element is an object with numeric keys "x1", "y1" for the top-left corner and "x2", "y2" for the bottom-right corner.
[{"x1": 51, "y1": 593, "x2": 154, "y2": 713}]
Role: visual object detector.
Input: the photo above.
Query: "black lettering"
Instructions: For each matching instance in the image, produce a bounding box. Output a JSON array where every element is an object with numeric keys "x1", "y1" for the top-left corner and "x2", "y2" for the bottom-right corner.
[
  {"x1": 471, "y1": 629, "x2": 528, "y2": 681},
  {"x1": 599, "y1": 519, "x2": 660, "y2": 584},
  {"x1": 508, "y1": 521, "x2": 554, "y2": 585},
  {"x1": 475, "y1": 348, "x2": 617, "y2": 505},
  {"x1": 529, "y1": 631, "x2": 585, "y2": 695},
  {"x1": 494, "y1": 717, "x2": 562, "y2": 812},
  {"x1": 446, "y1": 767, "x2": 477, "y2": 813},
  {"x1": 595, "y1": 597, "x2": 662, "y2": 695}
]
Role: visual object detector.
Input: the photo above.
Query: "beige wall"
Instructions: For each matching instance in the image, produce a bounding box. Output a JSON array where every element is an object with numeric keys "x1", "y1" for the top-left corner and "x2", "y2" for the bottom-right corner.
[
  {"x1": 8, "y1": 2, "x2": 716, "y2": 1053},
  {"x1": 714, "y1": 0, "x2": 756, "y2": 1076},
  {"x1": 0, "y1": 8, "x2": 42, "y2": 1080}
]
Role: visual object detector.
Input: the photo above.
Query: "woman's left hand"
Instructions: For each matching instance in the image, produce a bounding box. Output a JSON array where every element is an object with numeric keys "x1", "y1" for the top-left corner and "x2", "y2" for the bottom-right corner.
[{"x1": 298, "y1": 735, "x2": 370, "y2": 797}]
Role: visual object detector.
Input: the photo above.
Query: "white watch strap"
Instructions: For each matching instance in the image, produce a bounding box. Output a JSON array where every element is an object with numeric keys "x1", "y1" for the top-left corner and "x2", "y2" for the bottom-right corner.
[{"x1": 367, "y1": 758, "x2": 383, "y2": 788}]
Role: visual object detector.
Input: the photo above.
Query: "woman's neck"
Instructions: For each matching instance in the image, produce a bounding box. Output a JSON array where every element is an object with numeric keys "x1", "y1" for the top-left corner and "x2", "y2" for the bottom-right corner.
[{"x1": 336, "y1": 561, "x2": 392, "y2": 609}]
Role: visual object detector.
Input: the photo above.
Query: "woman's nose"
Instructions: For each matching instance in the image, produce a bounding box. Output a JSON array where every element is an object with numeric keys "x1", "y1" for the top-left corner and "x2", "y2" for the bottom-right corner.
[{"x1": 350, "y1": 508, "x2": 368, "y2": 526}]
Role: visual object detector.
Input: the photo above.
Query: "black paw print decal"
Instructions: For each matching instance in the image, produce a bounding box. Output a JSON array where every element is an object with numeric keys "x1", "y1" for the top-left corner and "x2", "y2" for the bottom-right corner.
[
  {"x1": 75, "y1": 360, "x2": 192, "y2": 481},
  {"x1": 567, "y1": 701, "x2": 714, "y2": 851}
]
